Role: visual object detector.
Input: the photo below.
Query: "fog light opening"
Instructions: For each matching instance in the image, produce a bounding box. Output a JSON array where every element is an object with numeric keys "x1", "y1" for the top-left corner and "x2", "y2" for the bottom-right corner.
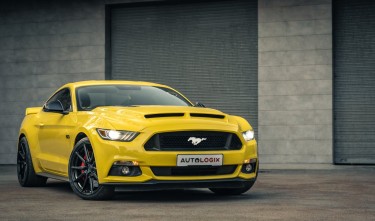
[
  {"x1": 241, "y1": 159, "x2": 257, "y2": 174},
  {"x1": 109, "y1": 163, "x2": 142, "y2": 177},
  {"x1": 121, "y1": 166, "x2": 131, "y2": 175},
  {"x1": 245, "y1": 164, "x2": 252, "y2": 172}
]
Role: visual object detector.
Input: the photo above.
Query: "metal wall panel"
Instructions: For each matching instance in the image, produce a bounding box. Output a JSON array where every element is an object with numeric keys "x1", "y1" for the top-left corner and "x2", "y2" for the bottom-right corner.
[
  {"x1": 334, "y1": 0, "x2": 375, "y2": 164},
  {"x1": 109, "y1": 0, "x2": 258, "y2": 134}
]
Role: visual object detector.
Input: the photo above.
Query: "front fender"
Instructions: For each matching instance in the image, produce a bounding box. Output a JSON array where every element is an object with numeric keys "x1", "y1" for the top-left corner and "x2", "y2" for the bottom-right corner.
[
  {"x1": 72, "y1": 115, "x2": 116, "y2": 182},
  {"x1": 228, "y1": 115, "x2": 258, "y2": 158},
  {"x1": 228, "y1": 115, "x2": 253, "y2": 132}
]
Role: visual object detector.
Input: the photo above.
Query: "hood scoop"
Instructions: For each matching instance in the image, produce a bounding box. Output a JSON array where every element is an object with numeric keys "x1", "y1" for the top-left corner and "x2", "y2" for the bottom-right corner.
[
  {"x1": 144, "y1": 112, "x2": 225, "y2": 119},
  {"x1": 145, "y1": 113, "x2": 185, "y2": 118},
  {"x1": 190, "y1": 113, "x2": 225, "y2": 119}
]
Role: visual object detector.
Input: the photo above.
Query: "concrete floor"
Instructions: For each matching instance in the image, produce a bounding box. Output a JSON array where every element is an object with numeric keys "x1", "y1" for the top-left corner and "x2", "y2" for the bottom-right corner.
[{"x1": 0, "y1": 165, "x2": 375, "y2": 221}]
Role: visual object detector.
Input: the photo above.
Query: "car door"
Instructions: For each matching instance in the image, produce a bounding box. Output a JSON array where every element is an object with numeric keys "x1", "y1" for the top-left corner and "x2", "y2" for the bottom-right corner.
[{"x1": 37, "y1": 88, "x2": 76, "y2": 176}]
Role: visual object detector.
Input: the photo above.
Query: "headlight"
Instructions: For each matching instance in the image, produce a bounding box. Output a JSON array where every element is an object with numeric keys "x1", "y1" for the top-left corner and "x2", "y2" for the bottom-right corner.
[
  {"x1": 96, "y1": 128, "x2": 139, "y2": 142},
  {"x1": 242, "y1": 130, "x2": 255, "y2": 141}
]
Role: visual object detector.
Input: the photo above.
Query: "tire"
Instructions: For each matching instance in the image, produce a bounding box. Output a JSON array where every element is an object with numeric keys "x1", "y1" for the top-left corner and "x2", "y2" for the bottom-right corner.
[
  {"x1": 210, "y1": 160, "x2": 259, "y2": 195},
  {"x1": 209, "y1": 180, "x2": 255, "y2": 195},
  {"x1": 17, "y1": 137, "x2": 47, "y2": 187},
  {"x1": 68, "y1": 137, "x2": 114, "y2": 200}
]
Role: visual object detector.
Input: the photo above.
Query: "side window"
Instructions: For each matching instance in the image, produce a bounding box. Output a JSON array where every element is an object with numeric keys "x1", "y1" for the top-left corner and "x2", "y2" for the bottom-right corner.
[{"x1": 44, "y1": 88, "x2": 72, "y2": 112}]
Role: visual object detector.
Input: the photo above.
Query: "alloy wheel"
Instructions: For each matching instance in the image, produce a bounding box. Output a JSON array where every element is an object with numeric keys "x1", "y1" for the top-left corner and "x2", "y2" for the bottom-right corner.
[
  {"x1": 70, "y1": 143, "x2": 99, "y2": 195},
  {"x1": 17, "y1": 141, "x2": 28, "y2": 182}
]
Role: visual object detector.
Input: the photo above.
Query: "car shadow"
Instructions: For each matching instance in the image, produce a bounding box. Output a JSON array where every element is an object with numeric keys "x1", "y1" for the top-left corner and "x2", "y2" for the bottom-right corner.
[
  {"x1": 113, "y1": 186, "x2": 275, "y2": 202},
  {"x1": 45, "y1": 180, "x2": 72, "y2": 193},
  {"x1": 44, "y1": 180, "x2": 272, "y2": 202},
  {"x1": 113, "y1": 189, "x2": 255, "y2": 202}
]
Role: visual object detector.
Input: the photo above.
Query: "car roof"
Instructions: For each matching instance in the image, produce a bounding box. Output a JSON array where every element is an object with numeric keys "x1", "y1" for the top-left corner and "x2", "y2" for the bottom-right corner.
[{"x1": 61, "y1": 80, "x2": 170, "y2": 89}]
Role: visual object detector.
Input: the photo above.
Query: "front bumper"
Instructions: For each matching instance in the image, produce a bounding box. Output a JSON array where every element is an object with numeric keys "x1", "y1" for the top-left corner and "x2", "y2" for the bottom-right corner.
[{"x1": 89, "y1": 125, "x2": 258, "y2": 184}]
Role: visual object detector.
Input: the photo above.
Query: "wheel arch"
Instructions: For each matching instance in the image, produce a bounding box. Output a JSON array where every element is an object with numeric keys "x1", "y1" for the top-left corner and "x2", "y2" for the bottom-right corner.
[
  {"x1": 19, "y1": 133, "x2": 26, "y2": 140},
  {"x1": 71, "y1": 129, "x2": 93, "y2": 156},
  {"x1": 18, "y1": 127, "x2": 29, "y2": 142},
  {"x1": 71, "y1": 128, "x2": 100, "y2": 160},
  {"x1": 74, "y1": 132, "x2": 88, "y2": 146},
  {"x1": 17, "y1": 131, "x2": 44, "y2": 174}
]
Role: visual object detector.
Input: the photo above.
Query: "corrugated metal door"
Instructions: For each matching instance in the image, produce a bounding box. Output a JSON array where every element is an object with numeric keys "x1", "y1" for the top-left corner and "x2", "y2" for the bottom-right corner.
[
  {"x1": 334, "y1": 0, "x2": 375, "y2": 164},
  {"x1": 109, "y1": 0, "x2": 258, "y2": 134}
]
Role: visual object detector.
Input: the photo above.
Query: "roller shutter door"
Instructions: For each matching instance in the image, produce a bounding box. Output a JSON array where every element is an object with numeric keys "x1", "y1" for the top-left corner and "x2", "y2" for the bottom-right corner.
[
  {"x1": 109, "y1": 0, "x2": 258, "y2": 134},
  {"x1": 334, "y1": 0, "x2": 375, "y2": 164}
]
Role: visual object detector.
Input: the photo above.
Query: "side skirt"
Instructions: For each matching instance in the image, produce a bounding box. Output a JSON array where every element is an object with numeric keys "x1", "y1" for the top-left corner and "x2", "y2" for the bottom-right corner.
[{"x1": 37, "y1": 172, "x2": 69, "y2": 182}]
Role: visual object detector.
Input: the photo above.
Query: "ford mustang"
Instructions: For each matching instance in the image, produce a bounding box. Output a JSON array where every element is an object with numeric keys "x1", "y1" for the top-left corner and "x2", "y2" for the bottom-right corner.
[{"x1": 17, "y1": 81, "x2": 258, "y2": 200}]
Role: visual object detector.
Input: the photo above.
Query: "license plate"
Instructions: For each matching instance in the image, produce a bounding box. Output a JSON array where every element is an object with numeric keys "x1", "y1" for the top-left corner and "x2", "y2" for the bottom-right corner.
[{"x1": 177, "y1": 154, "x2": 223, "y2": 166}]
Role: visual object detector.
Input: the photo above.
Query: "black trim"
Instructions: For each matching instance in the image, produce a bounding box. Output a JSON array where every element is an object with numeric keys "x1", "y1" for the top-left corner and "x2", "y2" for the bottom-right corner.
[
  {"x1": 144, "y1": 131, "x2": 243, "y2": 151},
  {"x1": 42, "y1": 88, "x2": 72, "y2": 113},
  {"x1": 37, "y1": 172, "x2": 69, "y2": 182},
  {"x1": 103, "y1": 178, "x2": 256, "y2": 191},
  {"x1": 151, "y1": 165, "x2": 237, "y2": 176},
  {"x1": 190, "y1": 113, "x2": 225, "y2": 119},
  {"x1": 108, "y1": 165, "x2": 142, "y2": 176},
  {"x1": 241, "y1": 162, "x2": 257, "y2": 174},
  {"x1": 145, "y1": 113, "x2": 185, "y2": 118}
]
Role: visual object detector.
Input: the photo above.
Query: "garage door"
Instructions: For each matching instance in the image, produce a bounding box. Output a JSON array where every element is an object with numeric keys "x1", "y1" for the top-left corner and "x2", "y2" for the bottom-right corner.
[
  {"x1": 108, "y1": 0, "x2": 258, "y2": 134},
  {"x1": 334, "y1": 0, "x2": 375, "y2": 164}
]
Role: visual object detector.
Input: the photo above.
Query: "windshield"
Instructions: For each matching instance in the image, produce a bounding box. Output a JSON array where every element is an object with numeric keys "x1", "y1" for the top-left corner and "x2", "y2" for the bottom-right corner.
[{"x1": 76, "y1": 85, "x2": 192, "y2": 111}]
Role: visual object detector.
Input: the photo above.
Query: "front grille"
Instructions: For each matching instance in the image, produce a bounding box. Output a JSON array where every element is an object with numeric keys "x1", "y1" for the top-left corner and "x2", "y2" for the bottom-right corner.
[
  {"x1": 144, "y1": 131, "x2": 243, "y2": 151},
  {"x1": 151, "y1": 165, "x2": 237, "y2": 176}
]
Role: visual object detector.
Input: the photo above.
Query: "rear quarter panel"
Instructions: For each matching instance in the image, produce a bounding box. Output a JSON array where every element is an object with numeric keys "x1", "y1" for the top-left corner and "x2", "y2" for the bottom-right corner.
[{"x1": 19, "y1": 107, "x2": 43, "y2": 173}]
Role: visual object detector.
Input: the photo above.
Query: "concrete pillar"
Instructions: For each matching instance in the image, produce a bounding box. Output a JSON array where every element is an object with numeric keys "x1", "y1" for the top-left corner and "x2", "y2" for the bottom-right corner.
[{"x1": 258, "y1": 0, "x2": 333, "y2": 164}]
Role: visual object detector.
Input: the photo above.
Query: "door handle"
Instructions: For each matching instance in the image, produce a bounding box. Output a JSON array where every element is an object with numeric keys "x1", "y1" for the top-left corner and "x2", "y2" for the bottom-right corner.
[{"x1": 39, "y1": 123, "x2": 45, "y2": 127}]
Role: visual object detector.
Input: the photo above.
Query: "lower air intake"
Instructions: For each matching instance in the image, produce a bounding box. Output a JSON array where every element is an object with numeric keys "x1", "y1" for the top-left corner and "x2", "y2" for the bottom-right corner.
[{"x1": 151, "y1": 165, "x2": 237, "y2": 176}]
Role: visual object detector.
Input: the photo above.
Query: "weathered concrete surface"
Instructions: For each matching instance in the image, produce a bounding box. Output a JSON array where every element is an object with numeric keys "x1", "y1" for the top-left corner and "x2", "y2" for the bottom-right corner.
[
  {"x1": 0, "y1": 165, "x2": 374, "y2": 221},
  {"x1": 258, "y1": 0, "x2": 333, "y2": 164}
]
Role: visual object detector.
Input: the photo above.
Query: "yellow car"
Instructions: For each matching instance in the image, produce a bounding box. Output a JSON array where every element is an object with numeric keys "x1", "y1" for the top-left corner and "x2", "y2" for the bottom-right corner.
[{"x1": 17, "y1": 81, "x2": 258, "y2": 200}]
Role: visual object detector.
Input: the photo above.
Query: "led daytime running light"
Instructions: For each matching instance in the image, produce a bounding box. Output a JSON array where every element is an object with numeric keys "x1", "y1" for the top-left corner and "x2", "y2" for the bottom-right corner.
[
  {"x1": 97, "y1": 129, "x2": 139, "y2": 142},
  {"x1": 242, "y1": 130, "x2": 255, "y2": 141}
]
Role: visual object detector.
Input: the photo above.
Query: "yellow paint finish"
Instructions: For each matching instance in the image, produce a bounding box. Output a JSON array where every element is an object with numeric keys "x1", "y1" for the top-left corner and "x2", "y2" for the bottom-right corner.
[{"x1": 19, "y1": 80, "x2": 258, "y2": 184}]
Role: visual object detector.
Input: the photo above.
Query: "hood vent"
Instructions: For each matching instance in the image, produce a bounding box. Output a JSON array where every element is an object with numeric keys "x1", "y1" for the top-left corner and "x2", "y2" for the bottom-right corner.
[
  {"x1": 144, "y1": 113, "x2": 225, "y2": 119},
  {"x1": 190, "y1": 113, "x2": 225, "y2": 119},
  {"x1": 145, "y1": 113, "x2": 184, "y2": 118}
]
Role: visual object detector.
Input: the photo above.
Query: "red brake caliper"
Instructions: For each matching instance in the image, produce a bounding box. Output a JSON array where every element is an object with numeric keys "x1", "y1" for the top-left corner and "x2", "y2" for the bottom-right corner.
[{"x1": 81, "y1": 154, "x2": 87, "y2": 175}]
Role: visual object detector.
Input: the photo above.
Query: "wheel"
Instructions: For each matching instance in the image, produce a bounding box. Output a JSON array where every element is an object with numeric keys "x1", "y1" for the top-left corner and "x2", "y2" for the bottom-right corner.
[
  {"x1": 17, "y1": 137, "x2": 47, "y2": 187},
  {"x1": 209, "y1": 181, "x2": 255, "y2": 195},
  {"x1": 68, "y1": 137, "x2": 114, "y2": 200}
]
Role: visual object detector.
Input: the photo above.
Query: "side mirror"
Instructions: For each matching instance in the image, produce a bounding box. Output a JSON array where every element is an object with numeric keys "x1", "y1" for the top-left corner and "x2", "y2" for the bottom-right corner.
[
  {"x1": 195, "y1": 102, "x2": 206, "y2": 108},
  {"x1": 45, "y1": 101, "x2": 68, "y2": 114}
]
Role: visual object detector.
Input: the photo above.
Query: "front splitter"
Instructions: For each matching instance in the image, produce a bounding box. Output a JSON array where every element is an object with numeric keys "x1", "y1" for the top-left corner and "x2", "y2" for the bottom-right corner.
[{"x1": 102, "y1": 177, "x2": 256, "y2": 191}]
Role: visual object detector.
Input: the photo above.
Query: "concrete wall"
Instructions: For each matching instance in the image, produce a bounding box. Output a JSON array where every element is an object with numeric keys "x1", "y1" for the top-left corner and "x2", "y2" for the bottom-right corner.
[
  {"x1": 0, "y1": 0, "x2": 105, "y2": 163},
  {"x1": 258, "y1": 0, "x2": 333, "y2": 164}
]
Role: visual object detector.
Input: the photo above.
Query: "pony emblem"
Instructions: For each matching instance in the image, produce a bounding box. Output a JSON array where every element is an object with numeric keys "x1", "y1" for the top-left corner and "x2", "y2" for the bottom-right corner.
[{"x1": 188, "y1": 137, "x2": 207, "y2": 146}]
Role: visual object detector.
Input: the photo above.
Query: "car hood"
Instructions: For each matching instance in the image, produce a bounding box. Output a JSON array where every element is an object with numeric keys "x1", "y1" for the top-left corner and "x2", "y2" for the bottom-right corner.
[{"x1": 92, "y1": 106, "x2": 239, "y2": 132}]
